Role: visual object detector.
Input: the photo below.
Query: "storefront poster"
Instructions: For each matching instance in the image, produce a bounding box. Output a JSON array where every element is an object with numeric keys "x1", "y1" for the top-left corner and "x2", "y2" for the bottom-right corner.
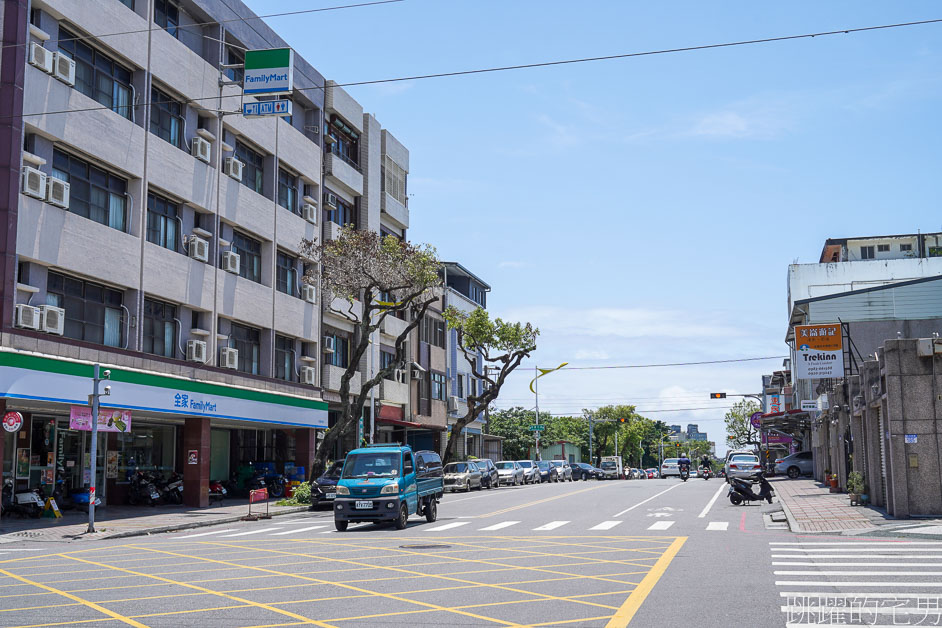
[
  {"x1": 16, "y1": 448, "x2": 29, "y2": 478},
  {"x1": 42, "y1": 468, "x2": 54, "y2": 485},
  {"x1": 69, "y1": 406, "x2": 131, "y2": 433},
  {"x1": 106, "y1": 451, "x2": 118, "y2": 479},
  {"x1": 187, "y1": 450, "x2": 198, "y2": 465},
  {"x1": 47, "y1": 452, "x2": 55, "y2": 467},
  {"x1": 795, "y1": 323, "x2": 844, "y2": 379}
]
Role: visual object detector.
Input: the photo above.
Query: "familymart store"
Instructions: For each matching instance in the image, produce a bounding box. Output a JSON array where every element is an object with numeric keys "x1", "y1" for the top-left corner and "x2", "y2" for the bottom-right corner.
[{"x1": 0, "y1": 352, "x2": 327, "y2": 508}]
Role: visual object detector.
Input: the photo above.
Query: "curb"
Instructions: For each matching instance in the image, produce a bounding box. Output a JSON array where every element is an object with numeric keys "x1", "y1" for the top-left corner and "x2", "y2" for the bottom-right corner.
[
  {"x1": 778, "y1": 497, "x2": 802, "y2": 534},
  {"x1": 87, "y1": 506, "x2": 311, "y2": 541}
]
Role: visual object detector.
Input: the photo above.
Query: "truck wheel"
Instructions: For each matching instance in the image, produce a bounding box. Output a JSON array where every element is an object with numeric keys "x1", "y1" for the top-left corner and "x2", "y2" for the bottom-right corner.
[
  {"x1": 335, "y1": 519, "x2": 348, "y2": 531},
  {"x1": 425, "y1": 499, "x2": 437, "y2": 523},
  {"x1": 395, "y1": 503, "x2": 409, "y2": 530}
]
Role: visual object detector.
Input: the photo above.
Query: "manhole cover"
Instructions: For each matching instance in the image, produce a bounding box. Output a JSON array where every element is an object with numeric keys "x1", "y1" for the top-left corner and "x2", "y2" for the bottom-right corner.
[{"x1": 399, "y1": 544, "x2": 451, "y2": 549}]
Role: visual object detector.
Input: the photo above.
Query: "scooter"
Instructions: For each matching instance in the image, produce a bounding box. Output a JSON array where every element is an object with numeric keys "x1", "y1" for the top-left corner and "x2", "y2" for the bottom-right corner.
[
  {"x1": 728, "y1": 473, "x2": 775, "y2": 505},
  {"x1": 263, "y1": 471, "x2": 286, "y2": 498},
  {"x1": 701, "y1": 467, "x2": 713, "y2": 480},
  {"x1": 679, "y1": 466, "x2": 690, "y2": 482},
  {"x1": 209, "y1": 479, "x2": 227, "y2": 504},
  {"x1": 1, "y1": 479, "x2": 30, "y2": 518},
  {"x1": 13, "y1": 487, "x2": 44, "y2": 518},
  {"x1": 52, "y1": 467, "x2": 76, "y2": 510},
  {"x1": 164, "y1": 471, "x2": 184, "y2": 505}
]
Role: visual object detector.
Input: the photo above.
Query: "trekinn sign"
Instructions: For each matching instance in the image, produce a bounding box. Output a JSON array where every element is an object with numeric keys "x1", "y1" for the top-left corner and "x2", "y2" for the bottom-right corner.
[{"x1": 795, "y1": 323, "x2": 843, "y2": 380}]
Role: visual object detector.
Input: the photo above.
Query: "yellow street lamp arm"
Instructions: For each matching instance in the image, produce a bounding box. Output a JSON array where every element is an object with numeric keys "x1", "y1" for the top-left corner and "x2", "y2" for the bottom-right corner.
[{"x1": 529, "y1": 362, "x2": 569, "y2": 394}]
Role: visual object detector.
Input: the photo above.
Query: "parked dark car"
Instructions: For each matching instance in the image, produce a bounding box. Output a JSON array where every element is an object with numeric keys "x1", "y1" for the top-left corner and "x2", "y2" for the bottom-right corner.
[
  {"x1": 474, "y1": 458, "x2": 500, "y2": 489},
  {"x1": 571, "y1": 462, "x2": 597, "y2": 481},
  {"x1": 536, "y1": 460, "x2": 559, "y2": 483},
  {"x1": 310, "y1": 460, "x2": 344, "y2": 509}
]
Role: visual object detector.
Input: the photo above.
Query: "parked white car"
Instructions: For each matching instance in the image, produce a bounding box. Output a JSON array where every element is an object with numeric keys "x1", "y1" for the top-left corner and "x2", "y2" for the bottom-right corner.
[
  {"x1": 495, "y1": 460, "x2": 525, "y2": 486},
  {"x1": 550, "y1": 460, "x2": 573, "y2": 482},
  {"x1": 516, "y1": 460, "x2": 541, "y2": 484}
]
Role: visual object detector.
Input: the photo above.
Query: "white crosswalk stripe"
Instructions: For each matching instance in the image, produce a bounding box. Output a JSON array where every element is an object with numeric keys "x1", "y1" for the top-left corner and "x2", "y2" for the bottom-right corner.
[
  {"x1": 533, "y1": 521, "x2": 570, "y2": 531},
  {"x1": 424, "y1": 521, "x2": 470, "y2": 532},
  {"x1": 220, "y1": 527, "x2": 282, "y2": 537},
  {"x1": 770, "y1": 539, "x2": 942, "y2": 626},
  {"x1": 479, "y1": 521, "x2": 520, "y2": 531},
  {"x1": 706, "y1": 521, "x2": 729, "y2": 531},
  {"x1": 589, "y1": 521, "x2": 622, "y2": 531},
  {"x1": 270, "y1": 525, "x2": 327, "y2": 535},
  {"x1": 170, "y1": 528, "x2": 236, "y2": 539},
  {"x1": 647, "y1": 521, "x2": 675, "y2": 531}
]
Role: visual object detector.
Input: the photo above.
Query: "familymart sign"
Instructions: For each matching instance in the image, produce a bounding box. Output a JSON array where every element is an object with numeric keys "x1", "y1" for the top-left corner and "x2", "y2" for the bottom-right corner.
[
  {"x1": 243, "y1": 48, "x2": 294, "y2": 96},
  {"x1": 0, "y1": 352, "x2": 326, "y2": 428}
]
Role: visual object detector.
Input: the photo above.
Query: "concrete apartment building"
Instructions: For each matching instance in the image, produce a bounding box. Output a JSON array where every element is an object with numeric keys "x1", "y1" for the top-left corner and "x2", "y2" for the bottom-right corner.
[{"x1": 0, "y1": 0, "x2": 410, "y2": 506}]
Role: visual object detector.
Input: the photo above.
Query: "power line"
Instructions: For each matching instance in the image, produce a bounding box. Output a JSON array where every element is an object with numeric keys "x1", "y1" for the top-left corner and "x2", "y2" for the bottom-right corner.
[
  {"x1": 534, "y1": 406, "x2": 735, "y2": 416},
  {"x1": 8, "y1": 18, "x2": 942, "y2": 121},
  {"x1": 508, "y1": 355, "x2": 788, "y2": 372},
  {"x1": 0, "y1": 0, "x2": 405, "y2": 51}
]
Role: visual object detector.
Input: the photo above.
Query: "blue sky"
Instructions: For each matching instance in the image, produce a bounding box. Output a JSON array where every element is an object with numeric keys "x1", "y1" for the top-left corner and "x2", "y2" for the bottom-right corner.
[{"x1": 249, "y1": 1, "x2": 942, "y2": 452}]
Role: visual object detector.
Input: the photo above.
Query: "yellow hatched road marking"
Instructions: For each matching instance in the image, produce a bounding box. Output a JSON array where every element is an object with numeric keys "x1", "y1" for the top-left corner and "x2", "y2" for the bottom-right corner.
[
  {"x1": 0, "y1": 565, "x2": 147, "y2": 628},
  {"x1": 606, "y1": 536, "x2": 686, "y2": 627}
]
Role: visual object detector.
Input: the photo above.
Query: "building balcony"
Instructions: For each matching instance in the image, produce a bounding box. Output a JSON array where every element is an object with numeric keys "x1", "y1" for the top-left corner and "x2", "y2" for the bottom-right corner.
[
  {"x1": 324, "y1": 153, "x2": 363, "y2": 197},
  {"x1": 381, "y1": 192, "x2": 409, "y2": 230},
  {"x1": 323, "y1": 363, "x2": 361, "y2": 393},
  {"x1": 380, "y1": 379, "x2": 409, "y2": 406},
  {"x1": 380, "y1": 314, "x2": 408, "y2": 339}
]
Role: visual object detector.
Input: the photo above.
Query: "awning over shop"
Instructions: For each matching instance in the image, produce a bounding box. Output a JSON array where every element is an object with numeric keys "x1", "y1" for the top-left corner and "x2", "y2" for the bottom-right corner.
[
  {"x1": 377, "y1": 416, "x2": 448, "y2": 431},
  {"x1": 760, "y1": 409, "x2": 811, "y2": 433}
]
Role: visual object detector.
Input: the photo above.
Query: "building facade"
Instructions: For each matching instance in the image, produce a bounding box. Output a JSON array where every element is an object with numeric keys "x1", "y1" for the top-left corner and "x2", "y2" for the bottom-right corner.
[{"x1": 0, "y1": 0, "x2": 410, "y2": 506}]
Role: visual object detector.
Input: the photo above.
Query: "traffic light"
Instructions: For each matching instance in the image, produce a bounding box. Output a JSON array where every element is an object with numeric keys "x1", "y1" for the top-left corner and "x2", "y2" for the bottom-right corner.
[
  {"x1": 619, "y1": 417, "x2": 627, "y2": 423},
  {"x1": 710, "y1": 393, "x2": 727, "y2": 399},
  {"x1": 675, "y1": 442, "x2": 681, "y2": 448}
]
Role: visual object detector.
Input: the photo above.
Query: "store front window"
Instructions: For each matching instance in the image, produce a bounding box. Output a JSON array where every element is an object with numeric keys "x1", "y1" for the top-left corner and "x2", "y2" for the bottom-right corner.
[{"x1": 115, "y1": 424, "x2": 175, "y2": 482}]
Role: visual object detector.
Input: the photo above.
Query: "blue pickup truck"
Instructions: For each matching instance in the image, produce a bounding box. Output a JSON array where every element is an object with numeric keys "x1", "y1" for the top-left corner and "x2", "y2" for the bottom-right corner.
[{"x1": 333, "y1": 445, "x2": 444, "y2": 531}]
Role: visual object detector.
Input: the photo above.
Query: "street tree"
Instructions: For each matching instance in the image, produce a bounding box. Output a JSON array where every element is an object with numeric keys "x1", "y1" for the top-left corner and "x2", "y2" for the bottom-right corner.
[
  {"x1": 301, "y1": 227, "x2": 442, "y2": 477},
  {"x1": 442, "y1": 308, "x2": 538, "y2": 464},
  {"x1": 724, "y1": 399, "x2": 762, "y2": 449}
]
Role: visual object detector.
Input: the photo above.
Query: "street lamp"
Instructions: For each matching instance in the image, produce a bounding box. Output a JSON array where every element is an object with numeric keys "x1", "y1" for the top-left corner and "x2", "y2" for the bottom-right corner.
[
  {"x1": 87, "y1": 365, "x2": 111, "y2": 534},
  {"x1": 528, "y1": 363, "x2": 567, "y2": 461}
]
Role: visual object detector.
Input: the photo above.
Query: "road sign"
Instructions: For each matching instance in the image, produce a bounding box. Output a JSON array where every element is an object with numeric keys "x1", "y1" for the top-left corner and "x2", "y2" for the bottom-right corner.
[
  {"x1": 529, "y1": 424, "x2": 546, "y2": 431},
  {"x1": 243, "y1": 48, "x2": 294, "y2": 96},
  {"x1": 243, "y1": 99, "x2": 293, "y2": 118},
  {"x1": 750, "y1": 412, "x2": 763, "y2": 429}
]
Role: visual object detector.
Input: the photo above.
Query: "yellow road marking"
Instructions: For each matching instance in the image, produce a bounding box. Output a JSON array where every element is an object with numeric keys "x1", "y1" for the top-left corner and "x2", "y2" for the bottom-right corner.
[
  {"x1": 59, "y1": 554, "x2": 338, "y2": 628},
  {"x1": 524, "y1": 615, "x2": 614, "y2": 627},
  {"x1": 0, "y1": 565, "x2": 148, "y2": 628},
  {"x1": 606, "y1": 536, "x2": 686, "y2": 627}
]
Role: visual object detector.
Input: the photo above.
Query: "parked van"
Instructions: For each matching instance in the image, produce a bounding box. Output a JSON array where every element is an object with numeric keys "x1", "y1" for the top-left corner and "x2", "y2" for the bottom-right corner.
[{"x1": 333, "y1": 445, "x2": 444, "y2": 531}]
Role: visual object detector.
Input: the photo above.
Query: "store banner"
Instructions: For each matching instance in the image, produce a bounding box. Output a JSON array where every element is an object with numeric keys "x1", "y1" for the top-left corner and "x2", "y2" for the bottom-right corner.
[
  {"x1": 69, "y1": 406, "x2": 132, "y2": 433},
  {"x1": 765, "y1": 394, "x2": 783, "y2": 414},
  {"x1": 795, "y1": 323, "x2": 844, "y2": 380}
]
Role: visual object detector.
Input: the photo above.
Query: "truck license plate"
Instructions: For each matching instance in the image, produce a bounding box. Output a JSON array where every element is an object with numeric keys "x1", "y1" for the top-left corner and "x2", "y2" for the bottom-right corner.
[
  {"x1": 355, "y1": 500, "x2": 373, "y2": 509},
  {"x1": 325, "y1": 493, "x2": 336, "y2": 499}
]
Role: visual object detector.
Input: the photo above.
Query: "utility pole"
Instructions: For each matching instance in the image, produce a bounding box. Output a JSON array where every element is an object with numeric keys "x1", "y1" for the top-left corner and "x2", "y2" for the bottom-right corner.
[
  {"x1": 533, "y1": 364, "x2": 540, "y2": 460},
  {"x1": 588, "y1": 413, "x2": 594, "y2": 466},
  {"x1": 87, "y1": 365, "x2": 111, "y2": 534}
]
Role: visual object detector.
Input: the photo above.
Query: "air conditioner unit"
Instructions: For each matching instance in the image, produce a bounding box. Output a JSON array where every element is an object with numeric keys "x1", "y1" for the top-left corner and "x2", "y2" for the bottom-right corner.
[
  {"x1": 186, "y1": 339, "x2": 207, "y2": 363},
  {"x1": 394, "y1": 368, "x2": 405, "y2": 384},
  {"x1": 220, "y1": 347, "x2": 239, "y2": 369},
  {"x1": 323, "y1": 335, "x2": 335, "y2": 353},
  {"x1": 21, "y1": 166, "x2": 46, "y2": 199},
  {"x1": 302, "y1": 202, "x2": 317, "y2": 224},
  {"x1": 324, "y1": 193, "x2": 338, "y2": 210},
  {"x1": 52, "y1": 52, "x2": 75, "y2": 86},
  {"x1": 188, "y1": 236, "x2": 209, "y2": 262},
  {"x1": 447, "y1": 396, "x2": 459, "y2": 412},
  {"x1": 29, "y1": 43, "x2": 54, "y2": 74},
  {"x1": 411, "y1": 367, "x2": 424, "y2": 379},
  {"x1": 300, "y1": 365, "x2": 316, "y2": 385},
  {"x1": 14, "y1": 304, "x2": 41, "y2": 330},
  {"x1": 39, "y1": 304, "x2": 65, "y2": 335},
  {"x1": 191, "y1": 136, "x2": 211, "y2": 163},
  {"x1": 221, "y1": 251, "x2": 240, "y2": 274},
  {"x1": 46, "y1": 177, "x2": 70, "y2": 208},
  {"x1": 301, "y1": 283, "x2": 316, "y2": 304},
  {"x1": 224, "y1": 157, "x2": 243, "y2": 182}
]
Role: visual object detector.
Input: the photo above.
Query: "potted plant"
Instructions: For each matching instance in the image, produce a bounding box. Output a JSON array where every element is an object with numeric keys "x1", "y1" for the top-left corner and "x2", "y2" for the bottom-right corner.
[
  {"x1": 829, "y1": 473, "x2": 840, "y2": 492},
  {"x1": 847, "y1": 471, "x2": 865, "y2": 505}
]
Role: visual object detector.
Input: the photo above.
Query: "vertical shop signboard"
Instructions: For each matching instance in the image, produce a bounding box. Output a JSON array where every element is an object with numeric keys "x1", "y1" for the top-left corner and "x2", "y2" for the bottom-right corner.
[
  {"x1": 795, "y1": 323, "x2": 844, "y2": 380},
  {"x1": 16, "y1": 448, "x2": 29, "y2": 478}
]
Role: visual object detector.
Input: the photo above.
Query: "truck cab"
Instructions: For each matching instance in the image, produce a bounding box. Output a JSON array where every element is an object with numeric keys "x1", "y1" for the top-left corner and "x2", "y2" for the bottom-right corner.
[
  {"x1": 600, "y1": 456, "x2": 623, "y2": 480},
  {"x1": 333, "y1": 445, "x2": 444, "y2": 531}
]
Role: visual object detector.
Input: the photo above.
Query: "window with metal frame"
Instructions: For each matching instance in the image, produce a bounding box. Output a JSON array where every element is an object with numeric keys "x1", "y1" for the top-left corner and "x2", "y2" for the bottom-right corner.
[
  {"x1": 431, "y1": 372, "x2": 446, "y2": 401},
  {"x1": 146, "y1": 192, "x2": 179, "y2": 252},
  {"x1": 325, "y1": 333, "x2": 349, "y2": 368},
  {"x1": 154, "y1": 0, "x2": 179, "y2": 38},
  {"x1": 57, "y1": 28, "x2": 133, "y2": 120},
  {"x1": 150, "y1": 87, "x2": 184, "y2": 148},
  {"x1": 382, "y1": 155, "x2": 407, "y2": 205},
  {"x1": 224, "y1": 45, "x2": 244, "y2": 83},
  {"x1": 276, "y1": 251, "x2": 298, "y2": 296},
  {"x1": 380, "y1": 349, "x2": 396, "y2": 378},
  {"x1": 860, "y1": 246, "x2": 875, "y2": 260},
  {"x1": 229, "y1": 322, "x2": 260, "y2": 375},
  {"x1": 456, "y1": 374, "x2": 464, "y2": 398},
  {"x1": 46, "y1": 272, "x2": 124, "y2": 347},
  {"x1": 877, "y1": 244, "x2": 890, "y2": 253},
  {"x1": 235, "y1": 140, "x2": 265, "y2": 195},
  {"x1": 142, "y1": 298, "x2": 176, "y2": 358},
  {"x1": 324, "y1": 193, "x2": 358, "y2": 228},
  {"x1": 52, "y1": 149, "x2": 127, "y2": 232},
  {"x1": 231, "y1": 231, "x2": 262, "y2": 283},
  {"x1": 275, "y1": 335, "x2": 296, "y2": 382},
  {"x1": 325, "y1": 115, "x2": 359, "y2": 168},
  {"x1": 117, "y1": 0, "x2": 134, "y2": 9},
  {"x1": 277, "y1": 168, "x2": 299, "y2": 214}
]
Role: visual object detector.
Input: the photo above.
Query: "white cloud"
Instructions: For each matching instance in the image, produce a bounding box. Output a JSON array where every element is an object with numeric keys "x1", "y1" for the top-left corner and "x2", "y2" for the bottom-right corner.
[{"x1": 686, "y1": 96, "x2": 796, "y2": 140}]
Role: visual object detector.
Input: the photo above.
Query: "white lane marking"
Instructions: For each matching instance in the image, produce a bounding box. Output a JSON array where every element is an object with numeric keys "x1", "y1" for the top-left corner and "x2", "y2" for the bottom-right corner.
[
  {"x1": 319, "y1": 530, "x2": 334, "y2": 534},
  {"x1": 590, "y1": 521, "x2": 622, "y2": 531},
  {"x1": 220, "y1": 527, "x2": 282, "y2": 537},
  {"x1": 779, "y1": 592, "x2": 942, "y2": 599},
  {"x1": 769, "y1": 542, "x2": 942, "y2": 546},
  {"x1": 170, "y1": 529, "x2": 236, "y2": 539},
  {"x1": 706, "y1": 521, "x2": 729, "y2": 531},
  {"x1": 776, "y1": 581, "x2": 942, "y2": 587},
  {"x1": 270, "y1": 519, "x2": 324, "y2": 525},
  {"x1": 774, "y1": 570, "x2": 942, "y2": 576},
  {"x1": 773, "y1": 561, "x2": 942, "y2": 567},
  {"x1": 647, "y1": 521, "x2": 675, "y2": 531},
  {"x1": 533, "y1": 521, "x2": 570, "y2": 531},
  {"x1": 270, "y1": 525, "x2": 327, "y2": 535},
  {"x1": 425, "y1": 521, "x2": 471, "y2": 532},
  {"x1": 479, "y1": 521, "x2": 520, "y2": 531},
  {"x1": 773, "y1": 555, "x2": 942, "y2": 560},
  {"x1": 771, "y1": 548, "x2": 942, "y2": 553},
  {"x1": 698, "y1": 482, "x2": 727, "y2": 518},
  {"x1": 612, "y1": 483, "x2": 684, "y2": 517}
]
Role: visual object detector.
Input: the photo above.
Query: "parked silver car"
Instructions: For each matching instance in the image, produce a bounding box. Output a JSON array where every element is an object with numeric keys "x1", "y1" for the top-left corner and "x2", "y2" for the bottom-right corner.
[
  {"x1": 443, "y1": 461, "x2": 483, "y2": 492},
  {"x1": 495, "y1": 460, "x2": 525, "y2": 486},
  {"x1": 550, "y1": 460, "x2": 573, "y2": 482},
  {"x1": 516, "y1": 460, "x2": 541, "y2": 484},
  {"x1": 775, "y1": 451, "x2": 814, "y2": 479}
]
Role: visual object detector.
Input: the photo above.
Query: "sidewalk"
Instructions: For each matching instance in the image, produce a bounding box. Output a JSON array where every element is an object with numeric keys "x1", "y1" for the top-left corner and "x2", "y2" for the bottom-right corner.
[
  {"x1": 772, "y1": 477, "x2": 889, "y2": 533},
  {"x1": 0, "y1": 499, "x2": 309, "y2": 543}
]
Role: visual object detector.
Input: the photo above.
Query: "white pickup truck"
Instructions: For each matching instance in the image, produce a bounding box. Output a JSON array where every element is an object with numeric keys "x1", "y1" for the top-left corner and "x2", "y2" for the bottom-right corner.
[{"x1": 600, "y1": 456, "x2": 623, "y2": 480}]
